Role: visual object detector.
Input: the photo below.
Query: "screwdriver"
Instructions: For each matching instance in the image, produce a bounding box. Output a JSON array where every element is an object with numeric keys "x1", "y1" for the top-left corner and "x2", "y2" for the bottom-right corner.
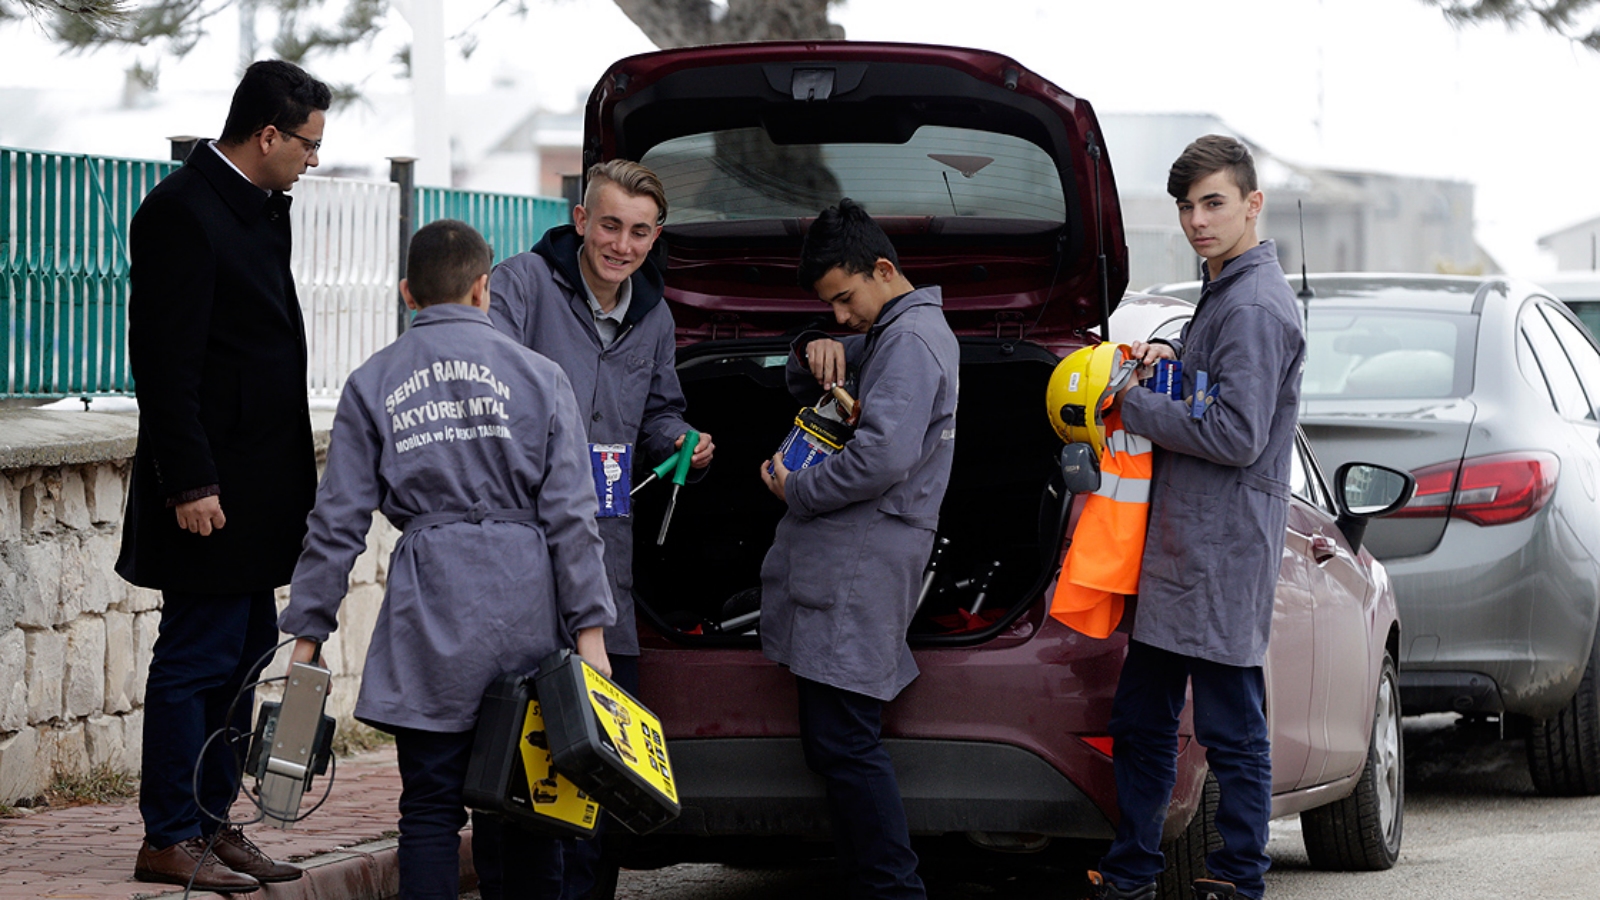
[
  {"x1": 630, "y1": 429, "x2": 698, "y2": 498},
  {"x1": 657, "y1": 429, "x2": 700, "y2": 546}
]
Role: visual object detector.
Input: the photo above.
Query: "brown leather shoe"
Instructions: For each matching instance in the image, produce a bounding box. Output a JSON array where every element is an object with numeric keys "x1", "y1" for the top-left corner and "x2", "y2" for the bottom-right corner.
[
  {"x1": 211, "y1": 824, "x2": 304, "y2": 882},
  {"x1": 135, "y1": 837, "x2": 260, "y2": 893}
]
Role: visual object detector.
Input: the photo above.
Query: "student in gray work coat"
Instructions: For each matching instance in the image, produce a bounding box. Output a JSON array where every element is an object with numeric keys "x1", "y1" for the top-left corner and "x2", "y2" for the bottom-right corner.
[
  {"x1": 486, "y1": 159, "x2": 712, "y2": 898},
  {"x1": 280, "y1": 221, "x2": 615, "y2": 900},
  {"x1": 758, "y1": 199, "x2": 959, "y2": 900},
  {"x1": 1087, "y1": 137, "x2": 1305, "y2": 900}
]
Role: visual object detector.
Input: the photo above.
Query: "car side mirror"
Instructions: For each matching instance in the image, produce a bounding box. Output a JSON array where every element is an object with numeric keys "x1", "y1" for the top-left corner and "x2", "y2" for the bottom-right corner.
[{"x1": 1333, "y1": 462, "x2": 1416, "y2": 552}]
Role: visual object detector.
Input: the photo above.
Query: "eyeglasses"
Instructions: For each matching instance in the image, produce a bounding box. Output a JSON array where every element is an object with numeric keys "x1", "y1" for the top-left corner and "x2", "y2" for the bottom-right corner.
[{"x1": 280, "y1": 129, "x2": 323, "y2": 154}]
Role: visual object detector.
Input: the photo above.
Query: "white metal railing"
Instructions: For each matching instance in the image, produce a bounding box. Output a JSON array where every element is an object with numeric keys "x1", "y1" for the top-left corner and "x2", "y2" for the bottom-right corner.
[{"x1": 289, "y1": 175, "x2": 401, "y2": 397}]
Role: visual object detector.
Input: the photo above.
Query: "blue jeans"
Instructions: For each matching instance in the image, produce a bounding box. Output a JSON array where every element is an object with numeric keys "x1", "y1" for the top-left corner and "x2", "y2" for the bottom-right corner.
[
  {"x1": 795, "y1": 676, "x2": 926, "y2": 900},
  {"x1": 1099, "y1": 640, "x2": 1271, "y2": 899},
  {"x1": 139, "y1": 589, "x2": 278, "y2": 847},
  {"x1": 392, "y1": 726, "x2": 564, "y2": 900}
]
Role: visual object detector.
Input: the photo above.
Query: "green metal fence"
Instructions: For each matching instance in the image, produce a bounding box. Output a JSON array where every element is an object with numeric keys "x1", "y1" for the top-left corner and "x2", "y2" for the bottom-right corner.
[
  {"x1": 415, "y1": 186, "x2": 568, "y2": 265},
  {"x1": 0, "y1": 148, "x2": 177, "y2": 397},
  {"x1": 1, "y1": 144, "x2": 569, "y2": 400}
]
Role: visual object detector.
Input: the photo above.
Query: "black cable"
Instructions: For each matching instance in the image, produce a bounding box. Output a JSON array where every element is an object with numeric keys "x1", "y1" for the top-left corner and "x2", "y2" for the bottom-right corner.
[
  {"x1": 177, "y1": 635, "x2": 340, "y2": 897},
  {"x1": 192, "y1": 635, "x2": 298, "y2": 827},
  {"x1": 179, "y1": 826, "x2": 227, "y2": 900}
]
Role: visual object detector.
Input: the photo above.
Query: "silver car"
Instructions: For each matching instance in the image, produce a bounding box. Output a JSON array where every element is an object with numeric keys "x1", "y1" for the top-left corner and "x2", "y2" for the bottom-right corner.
[
  {"x1": 1153, "y1": 273, "x2": 1600, "y2": 796},
  {"x1": 1535, "y1": 272, "x2": 1600, "y2": 339}
]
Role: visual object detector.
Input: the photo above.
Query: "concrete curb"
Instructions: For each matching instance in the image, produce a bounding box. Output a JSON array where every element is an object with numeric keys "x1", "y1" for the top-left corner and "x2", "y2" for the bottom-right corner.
[{"x1": 256, "y1": 837, "x2": 402, "y2": 900}]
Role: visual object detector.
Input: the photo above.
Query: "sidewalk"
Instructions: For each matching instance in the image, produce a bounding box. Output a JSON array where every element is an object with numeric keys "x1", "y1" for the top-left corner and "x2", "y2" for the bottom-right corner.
[{"x1": 0, "y1": 744, "x2": 468, "y2": 899}]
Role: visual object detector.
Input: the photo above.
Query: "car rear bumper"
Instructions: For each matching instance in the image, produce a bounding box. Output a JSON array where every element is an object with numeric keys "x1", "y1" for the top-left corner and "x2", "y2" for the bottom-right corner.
[
  {"x1": 1396, "y1": 670, "x2": 1505, "y2": 716},
  {"x1": 1384, "y1": 512, "x2": 1600, "y2": 719},
  {"x1": 657, "y1": 737, "x2": 1114, "y2": 840}
]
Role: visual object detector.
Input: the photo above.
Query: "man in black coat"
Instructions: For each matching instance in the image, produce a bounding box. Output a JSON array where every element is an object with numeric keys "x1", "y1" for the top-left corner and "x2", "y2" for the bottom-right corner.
[{"x1": 116, "y1": 59, "x2": 329, "y2": 894}]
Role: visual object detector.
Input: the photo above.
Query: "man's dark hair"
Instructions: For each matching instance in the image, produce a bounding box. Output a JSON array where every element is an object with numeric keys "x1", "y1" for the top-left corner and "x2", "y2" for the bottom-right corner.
[
  {"x1": 406, "y1": 220, "x2": 492, "y2": 307},
  {"x1": 797, "y1": 198, "x2": 900, "y2": 291},
  {"x1": 220, "y1": 60, "x2": 333, "y2": 145},
  {"x1": 1167, "y1": 134, "x2": 1258, "y2": 201}
]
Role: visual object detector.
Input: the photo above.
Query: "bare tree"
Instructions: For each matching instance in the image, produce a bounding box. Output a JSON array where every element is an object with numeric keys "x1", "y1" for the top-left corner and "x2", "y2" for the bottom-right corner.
[
  {"x1": 10, "y1": 0, "x2": 391, "y2": 65},
  {"x1": 0, "y1": 0, "x2": 843, "y2": 103},
  {"x1": 0, "y1": 0, "x2": 124, "y2": 29},
  {"x1": 611, "y1": 0, "x2": 840, "y2": 48},
  {"x1": 1425, "y1": 1, "x2": 1600, "y2": 49},
  {"x1": 3, "y1": 0, "x2": 840, "y2": 62}
]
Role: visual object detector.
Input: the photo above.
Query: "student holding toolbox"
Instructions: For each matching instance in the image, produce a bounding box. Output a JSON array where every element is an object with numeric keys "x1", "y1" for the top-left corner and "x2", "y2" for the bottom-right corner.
[
  {"x1": 280, "y1": 220, "x2": 614, "y2": 900},
  {"x1": 758, "y1": 198, "x2": 959, "y2": 900},
  {"x1": 487, "y1": 159, "x2": 714, "y2": 898}
]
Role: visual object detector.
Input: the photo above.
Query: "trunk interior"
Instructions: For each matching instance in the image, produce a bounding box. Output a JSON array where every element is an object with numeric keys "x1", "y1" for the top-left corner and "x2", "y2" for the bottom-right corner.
[{"x1": 632, "y1": 337, "x2": 1069, "y2": 646}]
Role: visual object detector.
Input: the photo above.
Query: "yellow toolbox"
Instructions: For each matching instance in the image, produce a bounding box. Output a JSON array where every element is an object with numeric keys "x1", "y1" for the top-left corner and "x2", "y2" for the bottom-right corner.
[
  {"x1": 463, "y1": 673, "x2": 602, "y2": 838},
  {"x1": 534, "y1": 649, "x2": 680, "y2": 834}
]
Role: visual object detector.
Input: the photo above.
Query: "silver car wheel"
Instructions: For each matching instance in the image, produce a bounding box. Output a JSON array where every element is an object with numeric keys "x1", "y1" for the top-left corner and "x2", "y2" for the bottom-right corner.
[
  {"x1": 1373, "y1": 664, "x2": 1401, "y2": 841},
  {"x1": 1300, "y1": 652, "x2": 1405, "y2": 870}
]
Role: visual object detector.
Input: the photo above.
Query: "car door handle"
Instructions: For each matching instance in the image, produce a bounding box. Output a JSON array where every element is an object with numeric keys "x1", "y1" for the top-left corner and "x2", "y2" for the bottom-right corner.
[{"x1": 1311, "y1": 534, "x2": 1338, "y2": 564}]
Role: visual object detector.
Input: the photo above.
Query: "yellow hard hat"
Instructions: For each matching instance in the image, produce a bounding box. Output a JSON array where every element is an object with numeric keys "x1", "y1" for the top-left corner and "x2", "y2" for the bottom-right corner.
[{"x1": 1046, "y1": 343, "x2": 1137, "y2": 456}]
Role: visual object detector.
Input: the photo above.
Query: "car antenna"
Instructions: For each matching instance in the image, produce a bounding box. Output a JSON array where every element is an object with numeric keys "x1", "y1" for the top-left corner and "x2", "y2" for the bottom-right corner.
[{"x1": 1296, "y1": 199, "x2": 1314, "y2": 331}]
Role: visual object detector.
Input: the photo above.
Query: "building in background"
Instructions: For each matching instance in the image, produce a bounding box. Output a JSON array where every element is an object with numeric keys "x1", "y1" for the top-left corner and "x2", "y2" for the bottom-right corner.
[
  {"x1": 1100, "y1": 113, "x2": 1497, "y2": 290},
  {"x1": 0, "y1": 71, "x2": 583, "y2": 197},
  {"x1": 1538, "y1": 218, "x2": 1600, "y2": 273},
  {"x1": 0, "y1": 86, "x2": 1499, "y2": 291}
]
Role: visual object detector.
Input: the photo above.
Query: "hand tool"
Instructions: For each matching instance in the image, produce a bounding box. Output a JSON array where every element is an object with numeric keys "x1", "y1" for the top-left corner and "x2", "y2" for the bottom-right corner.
[
  {"x1": 630, "y1": 435, "x2": 693, "y2": 498},
  {"x1": 830, "y1": 385, "x2": 858, "y2": 421},
  {"x1": 656, "y1": 429, "x2": 699, "y2": 545}
]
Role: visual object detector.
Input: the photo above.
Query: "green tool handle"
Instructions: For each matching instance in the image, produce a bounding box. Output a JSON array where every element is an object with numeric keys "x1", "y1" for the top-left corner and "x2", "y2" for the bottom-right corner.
[
  {"x1": 671, "y1": 429, "x2": 700, "y2": 486},
  {"x1": 647, "y1": 451, "x2": 679, "y2": 484}
]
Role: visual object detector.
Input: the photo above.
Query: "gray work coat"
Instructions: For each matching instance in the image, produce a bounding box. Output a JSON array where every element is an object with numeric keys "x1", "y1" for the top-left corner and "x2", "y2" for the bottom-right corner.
[
  {"x1": 280, "y1": 304, "x2": 614, "y2": 732},
  {"x1": 1120, "y1": 241, "x2": 1305, "y2": 668},
  {"x1": 489, "y1": 226, "x2": 697, "y2": 656},
  {"x1": 760, "y1": 287, "x2": 960, "y2": 701}
]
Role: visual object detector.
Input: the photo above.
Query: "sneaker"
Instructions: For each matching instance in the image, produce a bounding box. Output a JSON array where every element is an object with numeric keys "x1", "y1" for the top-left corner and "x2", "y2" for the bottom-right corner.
[
  {"x1": 210, "y1": 824, "x2": 304, "y2": 882},
  {"x1": 1086, "y1": 870, "x2": 1157, "y2": 900},
  {"x1": 134, "y1": 837, "x2": 260, "y2": 894},
  {"x1": 1193, "y1": 878, "x2": 1239, "y2": 900}
]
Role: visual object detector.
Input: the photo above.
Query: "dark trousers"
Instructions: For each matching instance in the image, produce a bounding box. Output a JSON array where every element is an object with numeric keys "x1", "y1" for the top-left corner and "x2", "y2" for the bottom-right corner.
[
  {"x1": 392, "y1": 726, "x2": 564, "y2": 900},
  {"x1": 475, "y1": 654, "x2": 639, "y2": 900},
  {"x1": 795, "y1": 676, "x2": 926, "y2": 900},
  {"x1": 140, "y1": 589, "x2": 278, "y2": 848},
  {"x1": 1099, "y1": 640, "x2": 1272, "y2": 899}
]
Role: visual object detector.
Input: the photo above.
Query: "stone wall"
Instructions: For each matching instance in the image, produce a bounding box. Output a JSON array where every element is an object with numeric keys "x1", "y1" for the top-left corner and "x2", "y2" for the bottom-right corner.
[{"x1": 0, "y1": 410, "x2": 393, "y2": 804}]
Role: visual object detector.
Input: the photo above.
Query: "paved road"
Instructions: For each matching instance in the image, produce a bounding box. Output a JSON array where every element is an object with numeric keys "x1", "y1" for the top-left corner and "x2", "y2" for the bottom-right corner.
[{"x1": 600, "y1": 715, "x2": 1600, "y2": 899}]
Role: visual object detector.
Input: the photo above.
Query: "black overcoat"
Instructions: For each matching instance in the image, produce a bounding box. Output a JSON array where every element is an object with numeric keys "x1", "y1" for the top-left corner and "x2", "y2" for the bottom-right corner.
[{"x1": 115, "y1": 144, "x2": 317, "y2": 594}]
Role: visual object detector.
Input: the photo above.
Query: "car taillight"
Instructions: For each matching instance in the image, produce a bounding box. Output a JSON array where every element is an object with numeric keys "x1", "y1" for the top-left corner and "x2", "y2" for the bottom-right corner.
[
  {"x1": 1392, "y1": 463, "x2": 1456, "y2": 517},
  {"x1": 1391, "y1": 452, "x2": 1559, "y2": 526}
]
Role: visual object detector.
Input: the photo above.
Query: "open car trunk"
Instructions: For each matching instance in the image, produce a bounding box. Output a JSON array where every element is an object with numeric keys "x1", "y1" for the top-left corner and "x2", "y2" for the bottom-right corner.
[
  {"x1": 594, "y1": 42, "x2": 1125, "y2": 645},
  {"x1": 632, "y1": 337, "x2": 1069, "y2": 646}
]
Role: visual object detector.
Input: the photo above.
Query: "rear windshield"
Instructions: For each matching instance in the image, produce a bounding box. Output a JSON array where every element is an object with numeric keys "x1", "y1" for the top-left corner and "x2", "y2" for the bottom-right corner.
[
  {"x1": 1305, "y1": 309, "x2": 1476, "y2": 399},
  {"x1": 641, "y1": 125, "x2": 1066, "y2": 225}
]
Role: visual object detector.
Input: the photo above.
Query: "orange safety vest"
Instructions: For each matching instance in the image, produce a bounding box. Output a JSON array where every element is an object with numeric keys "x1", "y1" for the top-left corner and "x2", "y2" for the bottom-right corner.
[{"x1": 1049, "y1": 410, "x2": 1152, "y2": 639}]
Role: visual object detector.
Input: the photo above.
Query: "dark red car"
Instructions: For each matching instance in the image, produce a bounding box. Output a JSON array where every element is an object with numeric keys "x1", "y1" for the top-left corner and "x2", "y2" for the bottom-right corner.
[{"x1": 590, "y1": 42, "x2": 1410, "y2": 898}]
